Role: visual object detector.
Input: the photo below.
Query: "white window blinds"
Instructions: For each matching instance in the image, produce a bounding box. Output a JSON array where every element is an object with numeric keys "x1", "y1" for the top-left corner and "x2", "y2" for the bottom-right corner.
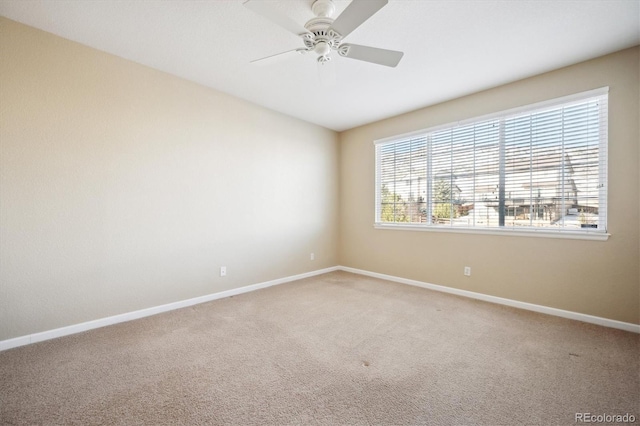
[{"x1": 375, "y1": 88, "x2": 608, "y2": 236}]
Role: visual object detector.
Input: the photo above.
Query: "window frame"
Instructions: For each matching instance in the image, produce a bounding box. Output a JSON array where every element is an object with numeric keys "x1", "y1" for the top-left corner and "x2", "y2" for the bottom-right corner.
[{"x1": 374, "y1": 87, "x2": 609, "y2": 241}]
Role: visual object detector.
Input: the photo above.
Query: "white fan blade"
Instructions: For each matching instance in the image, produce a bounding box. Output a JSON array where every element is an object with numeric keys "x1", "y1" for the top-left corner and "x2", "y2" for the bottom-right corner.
[
  {"x1": 329, "y1": 0, "x2": 387, "y2": 39},
  {"x1": 250, "y1": 49, "x2": 306, "y2": 65},
  {"x1": 339, "y1": 43, "x2": 403, "y2": 67},
  {"x1": 243, "y1": 0, "x2": 310, "y2": 36}
]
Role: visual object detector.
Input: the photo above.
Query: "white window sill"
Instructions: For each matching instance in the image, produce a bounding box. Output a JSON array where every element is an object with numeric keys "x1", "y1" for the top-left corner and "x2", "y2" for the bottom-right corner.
[{"x1": 373, "y1": 223, "x2": 610, "y2": 241}]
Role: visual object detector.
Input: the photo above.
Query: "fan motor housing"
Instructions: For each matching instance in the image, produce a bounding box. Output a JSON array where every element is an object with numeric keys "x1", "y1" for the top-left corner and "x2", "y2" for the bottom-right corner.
[
  {"x1": 303, "y1": 16, "x2": 341, "y2": 52},
  {"x1": 304, "y1": 16, "x2": 334, "y2": 34}
]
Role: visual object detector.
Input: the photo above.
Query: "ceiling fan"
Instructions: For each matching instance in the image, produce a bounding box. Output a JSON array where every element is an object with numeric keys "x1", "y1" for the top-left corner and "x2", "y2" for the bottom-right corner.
[{"x1": 243, "y1": 0, "x2": 404, "y2": 68}]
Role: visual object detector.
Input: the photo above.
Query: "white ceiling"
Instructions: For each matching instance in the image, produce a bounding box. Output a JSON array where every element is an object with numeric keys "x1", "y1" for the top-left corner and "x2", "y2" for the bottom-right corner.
[{"x1": 1, "y1": 0, "x2": 638, "y2": 131}]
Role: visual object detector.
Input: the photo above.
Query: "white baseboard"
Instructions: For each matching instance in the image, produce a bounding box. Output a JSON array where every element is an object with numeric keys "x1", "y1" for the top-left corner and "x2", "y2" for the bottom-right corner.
[
  {"x1": 2, "y1": 264, "x2": 636, "y2": 351},
  {"x1": 0, "y1": 266, "x2": 339, "y2": 352},
  {"x1": 337, "y1": 266, "x2": 640, "y2": 334}
]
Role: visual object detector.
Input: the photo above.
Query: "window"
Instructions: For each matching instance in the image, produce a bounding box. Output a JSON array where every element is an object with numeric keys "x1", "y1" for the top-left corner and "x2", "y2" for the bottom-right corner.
[{"x1": 375, "y1": 88, "x2": 608, "y2": 239}]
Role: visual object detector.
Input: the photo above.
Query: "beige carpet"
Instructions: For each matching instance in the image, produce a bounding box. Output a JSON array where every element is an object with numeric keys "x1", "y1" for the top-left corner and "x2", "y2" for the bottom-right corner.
[{"x1": 1, "y1": 271, "x2": 638, "y2": 425}]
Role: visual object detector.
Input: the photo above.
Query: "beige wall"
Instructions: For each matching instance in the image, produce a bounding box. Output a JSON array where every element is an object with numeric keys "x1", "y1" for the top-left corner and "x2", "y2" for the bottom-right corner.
[
  {"x1": 0, "y1": 18, "x2": 339, "y2": 341},
  {"x1": 1, "y1": 17, "x2": 638, "y2": 343},
  {"x1": 339, "y1": 47, "x2": 640, "y2": 325}
]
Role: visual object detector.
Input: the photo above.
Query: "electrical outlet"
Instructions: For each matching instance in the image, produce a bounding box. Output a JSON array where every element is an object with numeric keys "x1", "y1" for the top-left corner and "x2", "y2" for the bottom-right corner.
[
  {"x1": 464, "y1": 266, "x2": 471, "y2": 276},
  {"x1": 310, "y1": 253, "x2": 315, "y2": 261},
  {"x1": 220, "y1": 266, "x2": 226, "y2": 277}
]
